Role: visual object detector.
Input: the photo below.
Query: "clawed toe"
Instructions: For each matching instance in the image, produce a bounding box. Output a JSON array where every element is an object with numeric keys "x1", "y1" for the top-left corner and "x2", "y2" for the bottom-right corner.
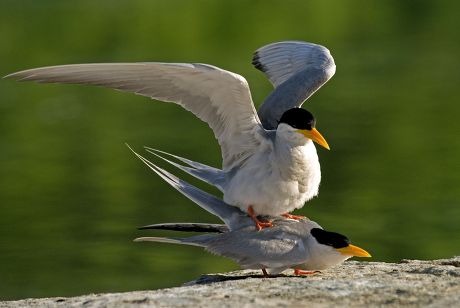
[
  {"x1": 255, "y1": 220, "x2": 273, "y2": 231},
  {"x1": 282, "y1": 213, "x2": 306, "y2": 220},
  {"x1": 248, "y1": 206, "x2": 273, "y2": 231}
]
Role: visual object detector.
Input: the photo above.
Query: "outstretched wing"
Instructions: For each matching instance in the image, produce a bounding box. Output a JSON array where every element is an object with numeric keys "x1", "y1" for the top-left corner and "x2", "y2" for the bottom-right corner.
[
  {"x1": 253, "y1": 41, "x2": 336, "y2": 129},
  {"x1": 5, "y1": 63, "x2": 263, "y2": 169}
]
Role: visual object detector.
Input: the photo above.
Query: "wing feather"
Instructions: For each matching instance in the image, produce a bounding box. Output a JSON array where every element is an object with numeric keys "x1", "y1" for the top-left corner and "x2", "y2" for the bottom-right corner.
[
  {"x1": 5, "y1": 63, "x2": 263, "y2": 169},
  {"x1": 206, "y1": 229, "x2": 310, "y2": 269},
  {"x1": 253, "y1": 41, "x2": 336, "y2": 129}
]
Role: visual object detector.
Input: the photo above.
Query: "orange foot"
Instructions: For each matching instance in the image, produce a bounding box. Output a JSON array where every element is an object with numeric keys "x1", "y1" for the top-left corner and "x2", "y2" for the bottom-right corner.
[
  {"x1": 282, "y1": 213, "x2": 306, "y2": 220},
  {"x1": 294, "y1": 269, "x2": 319, "y2": 276},
  {"x1": 248, "y1": 206, "x2": 273, "y2": 231},
  {"x1": 262, "y1": 268, "x2": 269, "y2": 278}
]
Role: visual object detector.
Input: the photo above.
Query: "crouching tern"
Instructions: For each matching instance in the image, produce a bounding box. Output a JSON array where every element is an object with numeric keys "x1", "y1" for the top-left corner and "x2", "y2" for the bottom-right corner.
[
  {"x1": 129, "y1": 146, "x2": 371, "y2": 276},
  {"x1": 5, "y1": 41, "x2": 336, "y2": 230}
]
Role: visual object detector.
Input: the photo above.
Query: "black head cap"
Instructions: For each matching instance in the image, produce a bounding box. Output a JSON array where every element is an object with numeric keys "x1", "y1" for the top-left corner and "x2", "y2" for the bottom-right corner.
[
  {"x1": 278, "y1": 108, "x2": 316, "y2": 130},
  {"x1": 310, "y1": 228, "x2": 350, "y2": 248}
]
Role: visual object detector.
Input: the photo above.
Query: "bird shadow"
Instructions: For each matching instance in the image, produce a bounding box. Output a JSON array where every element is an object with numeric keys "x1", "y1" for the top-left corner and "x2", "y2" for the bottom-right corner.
[{"x1": 187, "y1": 273, "x2": 288, "y2": 285}]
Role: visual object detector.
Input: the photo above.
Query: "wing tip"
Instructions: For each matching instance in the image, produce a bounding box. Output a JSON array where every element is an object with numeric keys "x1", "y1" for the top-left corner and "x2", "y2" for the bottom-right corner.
[
  {"x1": 3, "y1": 71, "x2": 26, "y2": 80},
  {"x1": 251, "y1": 51, "x2": 267, "y2": 72},
  {"x1": 251, "y1": 40, "x2": 336, "y2": 74},
  {"x1": 2, "y1": 73, "x2": 13, "y2": 79}
]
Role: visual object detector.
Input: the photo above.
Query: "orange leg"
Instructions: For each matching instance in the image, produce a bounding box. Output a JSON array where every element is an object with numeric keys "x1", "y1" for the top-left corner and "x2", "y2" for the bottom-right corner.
[
  {"x1": 294, "y1": 269, "x2": 319, "y2": 276},
  {"x1": 248, "y1": 206, "x2": 273, "y2": 231},
  {"x1": 282, "y1": 213, "x2": 306, "y2": 220},
  {"x1": 262, "y1": 268, "x2": 269, "y2": 278}
]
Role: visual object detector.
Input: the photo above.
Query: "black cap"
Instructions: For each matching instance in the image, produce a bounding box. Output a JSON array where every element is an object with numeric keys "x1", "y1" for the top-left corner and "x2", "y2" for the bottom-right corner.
[
  {"x1": 310, "y1": 228, "x2": 350, "y2": 248},
  {"x1": 278, "y1": 108, "x2": 316, "y2": 130}
]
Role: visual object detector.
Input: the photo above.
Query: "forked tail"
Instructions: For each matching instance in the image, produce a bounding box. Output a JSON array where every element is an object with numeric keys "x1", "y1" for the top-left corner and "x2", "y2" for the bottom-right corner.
[
  {"x1": 134, "y1": 233, "x2": 217, "y2": 247},
  {"x1": 144, "y1": 147, "x2": 226, "y2": 192}
]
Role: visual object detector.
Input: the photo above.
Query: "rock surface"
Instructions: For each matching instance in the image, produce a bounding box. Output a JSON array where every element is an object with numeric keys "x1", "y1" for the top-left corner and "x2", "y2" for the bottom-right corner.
[{"x1": 1, "y1": 257, "x2": 459, "y2": 307}]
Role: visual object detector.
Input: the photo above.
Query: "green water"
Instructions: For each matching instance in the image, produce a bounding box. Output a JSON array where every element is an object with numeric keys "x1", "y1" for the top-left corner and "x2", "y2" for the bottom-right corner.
[{"x1": 1, "y1": 0, "x2": 459, "y2": 300}]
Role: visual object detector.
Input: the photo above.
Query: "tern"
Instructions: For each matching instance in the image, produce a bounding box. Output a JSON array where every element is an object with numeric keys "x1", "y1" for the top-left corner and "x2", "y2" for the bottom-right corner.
[
  {"x1": 129, "y1": 147, "x2": 371, "y2": 276},
  {"x1": 5, "y1": 41, "x2": 336, "y2": 230}
]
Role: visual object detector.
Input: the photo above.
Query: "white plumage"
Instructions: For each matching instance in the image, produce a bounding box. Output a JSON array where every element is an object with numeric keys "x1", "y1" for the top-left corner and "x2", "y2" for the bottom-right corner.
[{"x1": 5, "y1": 41, "x2": 336, "y2": 225}]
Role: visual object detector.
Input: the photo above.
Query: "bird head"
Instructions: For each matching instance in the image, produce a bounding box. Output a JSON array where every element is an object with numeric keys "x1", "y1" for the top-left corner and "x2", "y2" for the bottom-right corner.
[
  {"x1": 304, "y1": 228, "x2": 371, "y2": 270},
  {"x1": 277, "y1": 108, "x2": 330, "y2": 150}
]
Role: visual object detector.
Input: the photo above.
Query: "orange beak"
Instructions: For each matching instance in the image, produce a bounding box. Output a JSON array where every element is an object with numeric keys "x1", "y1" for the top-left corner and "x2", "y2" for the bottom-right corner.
[
  {"x1": 298, "y1": 128, "x2": 330, "y2": 150},
  {"x1": 336, "y1": 244, "x2": 371, "y2": 258}
]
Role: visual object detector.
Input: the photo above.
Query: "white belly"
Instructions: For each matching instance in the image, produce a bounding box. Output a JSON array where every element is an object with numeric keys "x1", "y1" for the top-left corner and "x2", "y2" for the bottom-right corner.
[{"x1": 223, "y1": 142, "x2": 321, "y2": 216}]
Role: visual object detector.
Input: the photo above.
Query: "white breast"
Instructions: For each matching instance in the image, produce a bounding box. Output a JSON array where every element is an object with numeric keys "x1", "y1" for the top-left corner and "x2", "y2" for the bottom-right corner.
[{"x1": 223, "y1": 138, "x2": 321, "y2": 216}]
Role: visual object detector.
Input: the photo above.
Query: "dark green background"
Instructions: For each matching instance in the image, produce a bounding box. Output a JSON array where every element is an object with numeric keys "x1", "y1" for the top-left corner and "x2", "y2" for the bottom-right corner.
[{"x1": 1, "y1": 0, "x2": 459, "y2": 300}]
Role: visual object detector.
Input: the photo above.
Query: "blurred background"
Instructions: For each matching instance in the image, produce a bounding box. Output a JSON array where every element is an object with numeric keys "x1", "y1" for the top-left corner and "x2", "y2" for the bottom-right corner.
[{"x1": 1, "y1": 0, "x2": 459, "y2": 300}]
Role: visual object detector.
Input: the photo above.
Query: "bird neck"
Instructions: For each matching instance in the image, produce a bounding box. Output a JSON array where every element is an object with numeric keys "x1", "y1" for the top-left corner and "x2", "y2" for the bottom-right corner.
[{"x1": 273, "y1": 134, "x2": 318, "y2": 178}]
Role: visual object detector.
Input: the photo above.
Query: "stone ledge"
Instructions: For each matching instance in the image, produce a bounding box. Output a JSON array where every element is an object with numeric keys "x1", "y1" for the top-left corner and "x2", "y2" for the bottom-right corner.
[{"x1": 1, "y1": 257, "x2": 459, "y2": 307}]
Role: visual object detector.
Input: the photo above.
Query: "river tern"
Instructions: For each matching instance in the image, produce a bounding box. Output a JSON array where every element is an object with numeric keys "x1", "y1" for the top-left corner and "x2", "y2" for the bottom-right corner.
[
  {"x1": 129, "y1": 146, "x2": 370, "y2": 276},
  {"x1": 5, "y1": 41, "x2": 336, "y2": 230}
]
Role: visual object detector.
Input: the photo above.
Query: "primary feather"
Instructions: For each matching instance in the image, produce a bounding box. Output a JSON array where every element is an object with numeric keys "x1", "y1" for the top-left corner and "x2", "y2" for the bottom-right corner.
[
  {"x1": 5, "y1": 62, "x2": 262, "y2": 170},
  {"x1": 254, "y1": 41, "x2": 336, "y2": 129}
]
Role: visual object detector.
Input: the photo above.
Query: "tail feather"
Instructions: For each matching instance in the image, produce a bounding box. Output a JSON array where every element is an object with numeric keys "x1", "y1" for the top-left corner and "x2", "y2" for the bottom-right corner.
[
  {"x1": 139, "y1": 223, "x2": 228, "y2": 233},
  {"x1": 144, "y1": 147, "x2": 220, "y2": 172},
  {"x1": 134, "y1": 236, "x2": 204, "y2": 247},
  {"x1": 134, "y1": 234, "x2": 216, "y2": 247},
  {"x1": 126, "y1": 144, "x2": 249, "y2": 230},
  {"x1": 134, "y1": 237, "x2": 185, "y2": 245},
  {"x1": 144, "y1": 147, "x2": 226, "y2": 192}
]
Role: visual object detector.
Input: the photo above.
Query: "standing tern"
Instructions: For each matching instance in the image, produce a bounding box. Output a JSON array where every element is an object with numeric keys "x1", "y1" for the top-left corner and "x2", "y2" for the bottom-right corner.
[
  {"x1": 5, "y1": 41, "x2": 336, "y2": 230},
  {"x1": 129, "y1": 146, "x2": 371, "y2": 276}
]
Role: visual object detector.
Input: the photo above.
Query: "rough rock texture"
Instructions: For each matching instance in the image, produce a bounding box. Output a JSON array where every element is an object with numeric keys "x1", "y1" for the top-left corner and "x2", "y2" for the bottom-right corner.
[{"x1": 1, "y1": 257, "x2": 459, "y2": 307}]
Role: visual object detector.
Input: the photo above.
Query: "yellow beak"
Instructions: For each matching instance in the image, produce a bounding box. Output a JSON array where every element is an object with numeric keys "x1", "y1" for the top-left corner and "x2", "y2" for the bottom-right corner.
[
  {"x1": 298, "y1": 128, "x2": 330, "y2": 150},
  {"x1": 336, "y1": 244, "x2": 371, "y2": 258}
]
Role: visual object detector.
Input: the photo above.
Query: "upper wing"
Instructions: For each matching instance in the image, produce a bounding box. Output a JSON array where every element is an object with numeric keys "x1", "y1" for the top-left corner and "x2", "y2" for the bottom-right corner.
[
  {"x1": 206, "y1": 228, "x2": 311, "y2": 269},
  {"x1": 5, "y1": 63, "x2": 263, "y2": 169},
  {"x1": 253, "y1": 41, "x2": 336, "y2": 129}
]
